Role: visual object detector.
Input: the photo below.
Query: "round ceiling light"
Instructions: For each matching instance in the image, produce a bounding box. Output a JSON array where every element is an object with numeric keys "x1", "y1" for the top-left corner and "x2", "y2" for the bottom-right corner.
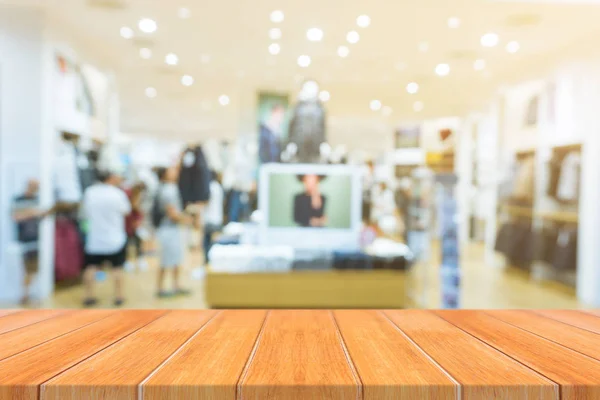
[
  {"x1": 120, "y1": 26, "x2": 134, "y2": 39},
  {"x1": 269, "y1": 28, "x2": 282, "y2": 40},
  {"x1": 165, "y1": 53, "x2": 179, "y2": 66},
  {"x1": 435, "y1": 63, "x2": 450, "y2": 76},
  {"x1": 357, "y1": 15, "x2": 371, "y2": 28},
  {"x1": 181, "y1": 75, "x2": 194, "y2": 86},
  {"x1": 319, "y1": 90, "x2": 330, "y2": 102},
  {"x1": 145, "y1": 87, "x2": 157, "y2": 98},
  {"x1": 219, "y1": 95, "x2": 230, "y2": 106},
  {"x1": 138, "y1": 18, "x2": 157, "y2": 34},
  {"x1": 506, "y1": 41, "x2": 520, "y2": 53},
  {"x1": 346, "y1": 31, "x2": 360, "y2": 44},
  {"x1": 406, "y1": 82, "x2": 419, "y2": 94},
  {"x1": 297, "y1": 55, "x2": 311, "y2": 68},
  {"x1": 447, "y1": 17, "x2": 461, "y2": 29},
  {"x1": 269, "y1": 43, "x2": 281, "y2": 55},
  {"x1": 139, "y1": 47, "x2": 152, "y2": 59},
  {"x1": 481, "y1": 33, "x2": 499, "y2": 47},
  {"x1": 370, "y1": 100, "x2": 382, "y2": 111},
  {"x1": 307, "y1": 28, "x2": 324, "y2": 42},
  {"x1": 474, "y1": 59, "x2": 486, "y2": 71},
  {"x1": 337, "y1": 46, "x2": 350, "y2": 58},
  {"x1": 270, "y1": 10, "x2": 284, "y2": 23}
]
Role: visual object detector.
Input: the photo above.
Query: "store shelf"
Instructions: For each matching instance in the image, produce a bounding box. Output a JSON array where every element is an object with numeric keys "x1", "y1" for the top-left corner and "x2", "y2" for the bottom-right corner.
[{"x1": 2, "y1": 310, "x2": 600, "y2": 398}]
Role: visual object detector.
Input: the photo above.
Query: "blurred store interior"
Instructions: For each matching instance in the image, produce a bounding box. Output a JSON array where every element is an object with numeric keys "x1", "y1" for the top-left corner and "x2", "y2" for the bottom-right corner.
[{"x1": 1, "y1": 0, "x2": 600, "y2": 309}]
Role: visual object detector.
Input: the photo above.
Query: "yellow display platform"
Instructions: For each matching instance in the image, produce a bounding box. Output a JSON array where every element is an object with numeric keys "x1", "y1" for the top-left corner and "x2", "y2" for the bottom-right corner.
[{"x1": 205, "y1": 270, "x2": 407, "y2": 308}]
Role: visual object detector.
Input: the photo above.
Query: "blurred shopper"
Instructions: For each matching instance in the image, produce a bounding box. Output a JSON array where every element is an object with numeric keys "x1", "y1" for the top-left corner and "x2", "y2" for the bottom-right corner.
[
  {"x1": 124, "y1": 182, "x2": 148, "y2": 272},
  {"x1": 81, "y1": 171, "x2": 131, "y2": 307},
  {"x1": 11, "y1": 179, "x2": 50, "y2": 305},
  {"x1": 259, "y1": 104, "x2": 285, "y2": 164},
  {"x1": 154, "y1": 166, "x2": 192, "y2": 297},
  {"x1": 202, "y1": 171, "x2": 224, "y2": 265}
]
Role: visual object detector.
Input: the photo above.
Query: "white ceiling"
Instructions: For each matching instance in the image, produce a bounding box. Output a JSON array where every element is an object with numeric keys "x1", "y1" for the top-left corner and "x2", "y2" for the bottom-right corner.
[{"x1": 15, "y1": 0, "x2": 600, "y2": 143}]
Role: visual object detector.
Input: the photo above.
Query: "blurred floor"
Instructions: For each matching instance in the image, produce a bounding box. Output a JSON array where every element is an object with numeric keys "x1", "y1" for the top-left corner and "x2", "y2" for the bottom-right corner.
[{"x1": 31, "y1": 241, "x2": 582, "y2": 310}]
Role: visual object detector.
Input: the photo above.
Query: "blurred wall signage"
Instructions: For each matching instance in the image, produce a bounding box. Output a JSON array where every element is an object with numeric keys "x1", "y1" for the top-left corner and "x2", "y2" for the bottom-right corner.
[{"x1": 395, "y1": 125, "x2": 421, "y2": 149}]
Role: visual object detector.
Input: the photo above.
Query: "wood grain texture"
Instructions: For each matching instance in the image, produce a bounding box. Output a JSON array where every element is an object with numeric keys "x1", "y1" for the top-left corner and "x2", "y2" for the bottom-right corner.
[
  {"x1": 0, "y1": 310, "x2": 19, "y2": 318},
  {"x1": 0, "y1": 310, "x2": 113, "y2": 362},
  {"x1": 488, "y1": 310, "x2": 600, "y2": 362},
  {"x1": 334, "y1": 310, "x2": 458, "y2": 400},
  {"x1": 0, "y1": 310, "x2": 66, "y2": 335},
  {"x1": 142, "y1": 310, "x2": 267, "y2": 400},
  {"x1": 437, "y1": 310, "x2": 600, "y2": 399},
  {"x1": 535, "y1": 310, "x2": 600, "y2": 334},
  {"x1": 239, "y1": 310, "x2": 361, "y2": 400},
  {"x1": 384, "y1": 310, "x2": 557, "y2": 400},
  {"x1": 0, "y1": 310, "x2": 165, "y2": 400},
  {"x1": 42, "y1": 310, "x2": 217, "y2": 400}
]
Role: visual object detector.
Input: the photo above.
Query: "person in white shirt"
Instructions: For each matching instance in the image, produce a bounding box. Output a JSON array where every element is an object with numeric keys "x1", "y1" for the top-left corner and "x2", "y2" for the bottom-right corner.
[
  {"x1": 202, "y1": 171, "x2": 224, "y2": 265},
  {"x1": 81, "y1": 171, "x2": 131, "y2": 307}
]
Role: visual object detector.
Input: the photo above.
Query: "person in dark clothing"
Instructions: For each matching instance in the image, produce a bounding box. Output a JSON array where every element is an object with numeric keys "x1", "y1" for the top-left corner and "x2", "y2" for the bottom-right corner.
[
  {"x1": 178, "y1": 145, "x2": 211, "y2": 207},
  {"x1": 293, "y1": 174, "x2": 327, "y2": 227},
  {"x1": 259, "y1": 104, "x2": 285, "y2": 164}
]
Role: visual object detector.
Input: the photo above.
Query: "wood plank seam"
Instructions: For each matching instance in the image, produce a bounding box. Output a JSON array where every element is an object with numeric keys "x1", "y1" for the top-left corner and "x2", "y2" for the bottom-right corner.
[
  {"x1": 532, "y1": 310, "x2": 600, "y2": 335},
  {"x1": 380, "y1": 311, "x2": 462, "y2": 399},
  {"x1": 0, "y1": 311, "x2": 115, "y2": 363},
  {"x1": 137, "y1": 310, "x2": 223, "y2": 400},
  {"x1": 330, "y1": 311, "x2": 363, "y2": 400},
  {"x1": 484, "y1": 311, "x2": 600, "y2": 363},
  {"x1": 35, "y1": 310, "x2": 170, "y2": 397},
  {"x1": 435, "y1": 312, "x2": 563, "y2": 389},
  {"x1": 236, "y1": 310, "x2": 271, "y2": 400},
  {"x1": 0, "y1": 310, "x2": 68, "y2": 336}
]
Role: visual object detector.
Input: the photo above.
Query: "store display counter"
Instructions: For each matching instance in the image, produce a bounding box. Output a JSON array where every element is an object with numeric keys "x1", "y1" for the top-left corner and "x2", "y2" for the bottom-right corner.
[
  {"x1": 205, "y1": 270, "x2": 407, "y2": 308},
  {"x1": 1, "y1": 309, "x2": 600, "y2": 399}
]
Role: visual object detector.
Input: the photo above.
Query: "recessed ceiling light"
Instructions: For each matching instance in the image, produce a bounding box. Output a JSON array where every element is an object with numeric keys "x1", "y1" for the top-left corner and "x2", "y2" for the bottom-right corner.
[
  {"x1": 178, "y1": 7, "x2": 191, "y2": 19},
  {"x1": 139, "y1": 47, "x2": 152, "y2": 59},
  {"x1": 447, "y1": 17, "x2": 461, "y2": 28},
  {"x1": 506, "y1": 41, "x2": 520, "y2": 53},
  {"x1": 269, "y1": 28, "x2": 282, "y2": 40},
  {"x1": 165, "y1": 53, "x2": 179, "y2": 66},
  {"x1": 307, "y1": 28, "x2": 324, "y2": 42},
  {"x1": 370, "y1": 100, "x2": 382, "y2": 111},
  {"x1": 181, "y1": 74, "x2": 194, "y2": 86},
  {"x1": 270, "y1": 10, "x2": 284, "y2": 23},
  {"x1": 120, "y1": 26, "x2": 134, "y2": 39},
  {"x1": 357, "y1": 15, "x2": 371, "y2": 28},
  {"x1": 406, "y1": 82, "x2": 419, "y2": 94},
  {"x1": 219, "y1": 95, "x2": 230, "y2": 106},
  {"x1": 337, "y1": 46, "x2": 350, "y2": 58},
  {"x1": 269, "y1": 43, "x2": 281, "y2": 55},
  {"x1": 418, "y1": 42, "x2": 429, "y2": 53},
  {"x1": 435, "y1": 63, "x2": 450, "y2": 76},
  {"x1": 346, "y1": 31, "x2": 360, "y2": 44},
  {"x1": 481, "y1": 33, "x2": 499, "y2": 47},
  {"x1": 413, "y1": 101, "x2": 424, "y2": 112},
  {"x1": 138, "y1": 18, "x2": 157, "y2": 34},
  {"x1": 474, "y1": 59, "x2": 486, "y2": 71},
  {"x1": 145, "y1": 87, "x2": 157, "y2": 98},
  {"x1": 319, "y1": 90, "x2": 330, "y2": 102},
  {"x1": 200, "y1": 54, "x2": 211, "y2": 64},
  {"x1": 382, "y1": 106, "x2": 393, "y2": 116},
  {"x1": 297, "y1": 55, "x2": 311, "y2": 68}
]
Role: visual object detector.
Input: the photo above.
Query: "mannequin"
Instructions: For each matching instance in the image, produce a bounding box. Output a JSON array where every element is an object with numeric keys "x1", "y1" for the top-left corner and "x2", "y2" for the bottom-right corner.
[{"x1": 288, "y1": 80, "x2": 326, "y2": 164}]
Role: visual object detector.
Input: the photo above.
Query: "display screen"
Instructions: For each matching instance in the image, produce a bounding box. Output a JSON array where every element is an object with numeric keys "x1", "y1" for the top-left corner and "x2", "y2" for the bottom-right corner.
[{"x1": 267, "y1": 172, "x2": 353, "y2": 229}]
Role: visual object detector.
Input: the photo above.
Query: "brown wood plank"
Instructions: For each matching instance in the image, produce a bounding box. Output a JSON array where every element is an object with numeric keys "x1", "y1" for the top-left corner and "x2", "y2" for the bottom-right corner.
[
  {"x1": 141, "y1": 310, "x2": 267, "y2": 400},
  {"x1": 437, "y1": 310, "x2": 600, "y2": 399},
  {"x1": 0, "y1": 310, "x2": 114, "y2": 362},
  {"x1": 0, "y1": 310, "x2": 165, "y2": 400},
  {"x1": 535, "y1": 310, "x2": 600, "y2": 334},
  {"x1": 334, "y1": 310, "x2": 458, "y2": 400},
  {"x1": 489, "y1": 310, "x2": 600, "y2": 362},
  {"x1": 42, "y1": 310, "x2": 217, "y2": 400},
  {"x1": 384, "y1": 310, "x2": 557, "y2": 399},
  {"x1": 0, "y1": 310, "x2": 20, "y2": 318},
  {"x1": 0, "y1": 310, "x2": 66, "y2": 335},
  {"x1": 238, "y1": 310, "x2": 361, "y2": 400}
]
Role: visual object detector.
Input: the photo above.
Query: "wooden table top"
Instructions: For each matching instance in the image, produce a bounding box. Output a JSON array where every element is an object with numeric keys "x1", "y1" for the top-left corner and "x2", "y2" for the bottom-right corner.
[{"x1": 1, "y1": 309, "x2": 600, "y2": 399}]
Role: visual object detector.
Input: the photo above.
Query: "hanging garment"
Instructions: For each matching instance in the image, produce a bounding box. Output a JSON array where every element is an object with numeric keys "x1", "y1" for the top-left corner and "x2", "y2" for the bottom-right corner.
[
  {"x1": 552, "y1": 226, "x2": 578, "y2": 271},
  {"x1": 259, "y1": 124, "x2": 282, "y2": 164},
  {"x1": 287, "y1": 100, "x2": 326, "y2": 163},
  {"x1": 546, "y1": 155, "x2": 563, "y2": 199},
  {"x1": 533, "y1": 226, "x2": 559, "y2": 265},
  {"x1": 54, "y1": 217, "x2": 84, "y2": 281},
  {"x1": 178, "y1": 146, "x2": 211, "y2": 206},
  {"x1": 557, "y1": 152, "x2": 581, "y2": 204},
  {"x1": 512, "y1": 157, "x2": 535, "y2": 200}
]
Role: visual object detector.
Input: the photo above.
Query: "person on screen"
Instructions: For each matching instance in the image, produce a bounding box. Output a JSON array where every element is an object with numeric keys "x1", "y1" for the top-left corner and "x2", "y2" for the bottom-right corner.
[
  {"x1": 259, "y1": 104, "x2": 285, "y2": 164},
  {"x1": 294, "y1": 174, "x2": 327, "y2": 227}
]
